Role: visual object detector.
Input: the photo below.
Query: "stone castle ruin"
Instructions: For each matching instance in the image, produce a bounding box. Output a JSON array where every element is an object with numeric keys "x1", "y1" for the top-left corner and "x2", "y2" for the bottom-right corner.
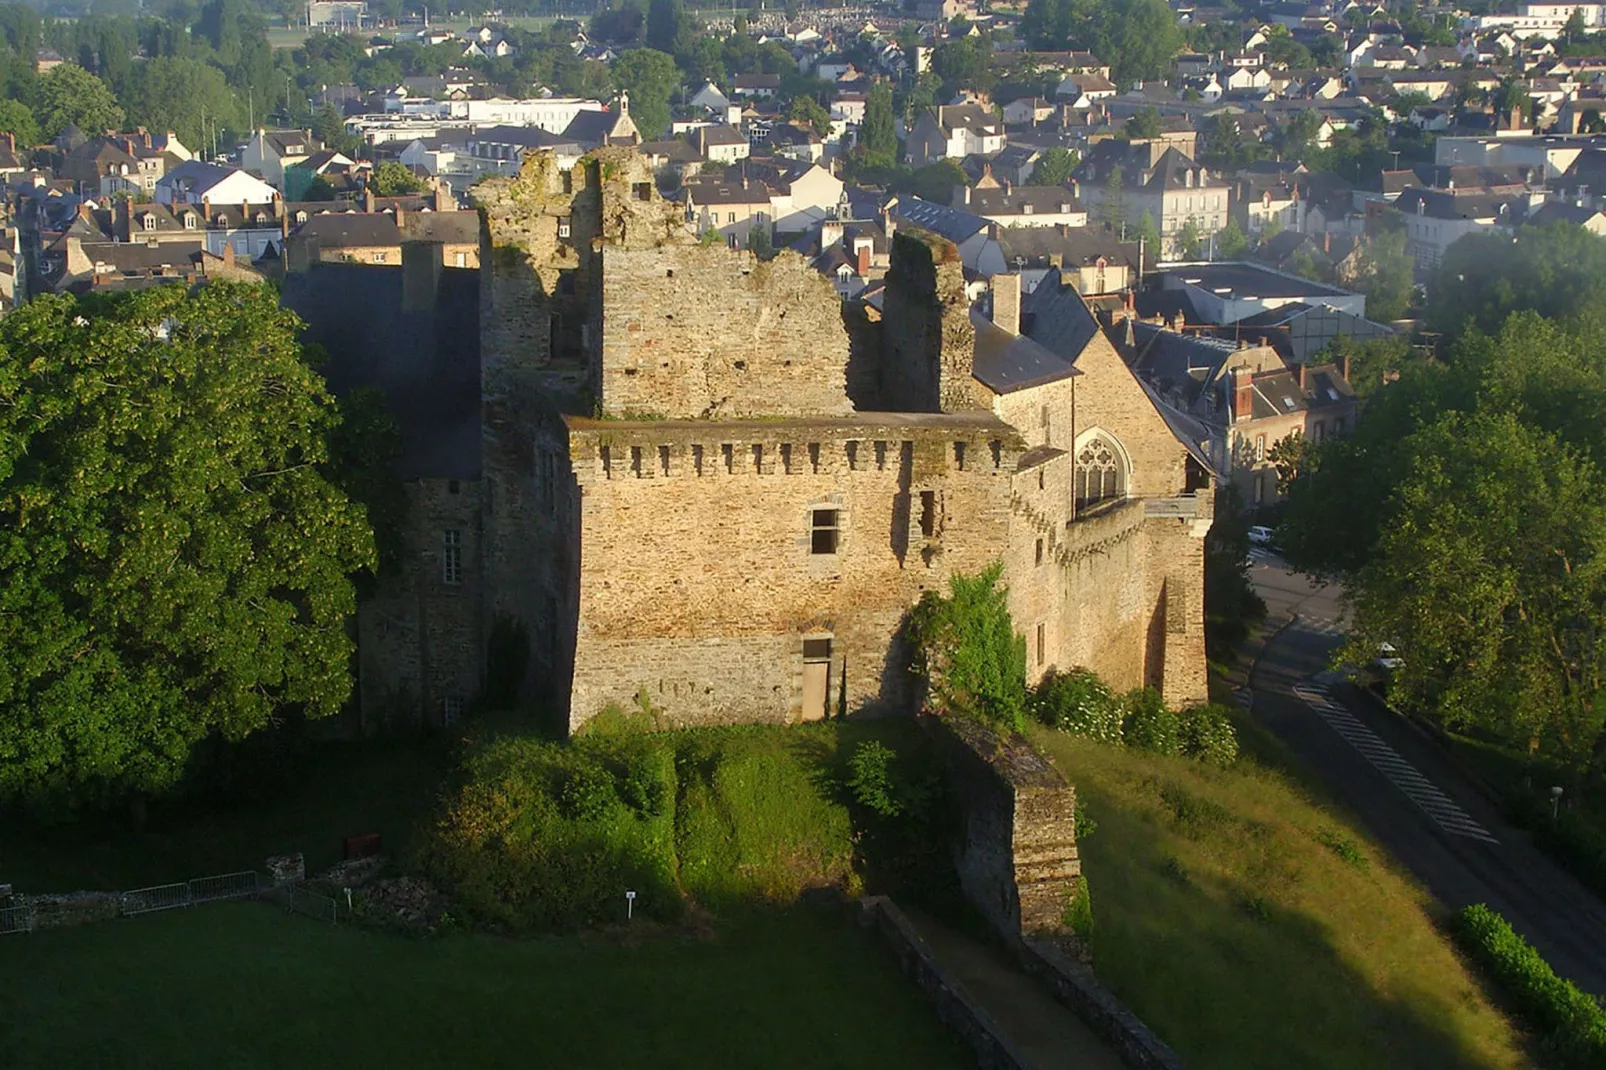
[{"x1": 342, "y1": 146, "x2": 1214, "y2": 734}]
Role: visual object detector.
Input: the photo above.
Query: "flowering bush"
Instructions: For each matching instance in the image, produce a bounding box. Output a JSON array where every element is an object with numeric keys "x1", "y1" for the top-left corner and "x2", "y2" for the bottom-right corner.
[{"x1": 1030, "y1": 668, "x2": 1124, "y2": 744}]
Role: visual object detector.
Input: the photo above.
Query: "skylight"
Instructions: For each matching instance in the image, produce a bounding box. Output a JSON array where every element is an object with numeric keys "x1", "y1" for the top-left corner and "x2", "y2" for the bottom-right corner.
[{"x1": 1282, "y1": 396, "x2": 1296, "y2": 410}]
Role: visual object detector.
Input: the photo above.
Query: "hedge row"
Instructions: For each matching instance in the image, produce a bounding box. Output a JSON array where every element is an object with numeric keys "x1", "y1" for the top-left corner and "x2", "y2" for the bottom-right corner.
[
  {"x1": 1452, "y1": 903, "x2": 1606, "y2": 1068},
  {"x1": 1030, "y1": 668, "x2": 1240, "y2": 767}
]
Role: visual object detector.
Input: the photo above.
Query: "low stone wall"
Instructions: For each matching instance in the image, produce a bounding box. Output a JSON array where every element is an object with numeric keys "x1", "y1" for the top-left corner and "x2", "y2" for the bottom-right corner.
[
  {"x1": 1022, "y1": 937, "x2": 1187, "y2": 1070},
  {"x1": 20, "y1": 891, "x2": 124, "y2": 930},
  {"x1": 859, "y1": 896, "x2": 1031, "y2": 1070},
  {"x1": 928, "y1": 714, "x2": 1083, "y2": 941},
  {"x1": 929, "y1": 714, "x2": 1189, "y2": 1070}
]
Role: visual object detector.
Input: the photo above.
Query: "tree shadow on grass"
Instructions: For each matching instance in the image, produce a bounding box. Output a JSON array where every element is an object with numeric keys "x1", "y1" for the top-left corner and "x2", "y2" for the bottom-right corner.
[{"x1": 1076, "y1": 772, "x2": 1534, "y2": 1070}]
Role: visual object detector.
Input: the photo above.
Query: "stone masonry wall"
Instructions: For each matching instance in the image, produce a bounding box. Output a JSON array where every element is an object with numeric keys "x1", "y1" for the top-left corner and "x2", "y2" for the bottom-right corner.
[
  {"x1": 598, "y1": 244, "x2": 853, "y2": 419},
  {"x1": 564, "y1": 414, "x2": 1023, "y2": 731},
  {"x1": 880, "y1": 230, "x2": 989, "y2": 414},
  {"x1": 930, "y1": 715, "x2": 1082, "y2": 941},
  {"x1": 357, "y1": 478, "x2": 484, "y2": 730}
]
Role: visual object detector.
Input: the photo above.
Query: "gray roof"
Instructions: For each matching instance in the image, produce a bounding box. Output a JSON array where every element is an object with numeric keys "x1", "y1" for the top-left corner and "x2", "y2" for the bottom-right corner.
[
  {"x1": 1019, "y1": 268, "x2": 1102, "y2": 362},
  {"x1": 970, "y1": 307, "x2": 1080, "y2": 394},
  {"x1": 892, "y1": 196, "x2": 989, "y2": 244},
  {"x1": 965, "y1": 185, "x2": 1082, "y2": 217}
]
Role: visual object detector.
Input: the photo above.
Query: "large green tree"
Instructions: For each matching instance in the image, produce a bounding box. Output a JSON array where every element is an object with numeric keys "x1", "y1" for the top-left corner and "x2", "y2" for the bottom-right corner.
[
  {"x1": 0, "y1": 284, "x2": 375, "y2": 808},
  {"x1": 1279, "y1": 312, "x2": 1606, "y2": 771},
  {"x1": 36, "y1": 63, "x2": 124, "y2": 139},
  {"x1": 612, "y1": 47, "x2": 678, "y2": 139},
  {"x1": 0, "y1": 97, "x2": 38, "y2": 148},
  {"x1": 1028, "y1": 146, "x2": 1079, "y2": 186},
  {"x1": 861, "y1": 81, "x2": 897, "y2": 169},
  {"x1": 125, "y1": 56, "x2": 241, "y2": 152},
  {"x1": 1428, "y1": 223, "x2": 1606, "y2": 339},
  {"x1": 1350, "y1": 226, "x2": 1415, "y2": 322}
]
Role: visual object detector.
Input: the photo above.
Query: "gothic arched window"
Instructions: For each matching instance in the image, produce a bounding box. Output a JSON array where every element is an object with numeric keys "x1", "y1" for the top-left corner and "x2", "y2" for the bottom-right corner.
[{"x1": 1076, "y1": 435, "x2": 1126, "y2": 509}]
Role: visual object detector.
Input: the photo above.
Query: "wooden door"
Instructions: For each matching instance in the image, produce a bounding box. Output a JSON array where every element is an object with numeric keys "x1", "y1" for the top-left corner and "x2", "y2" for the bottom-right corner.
[{"x1": 801, "y1": 660, "x2": 830, "y2": 721}]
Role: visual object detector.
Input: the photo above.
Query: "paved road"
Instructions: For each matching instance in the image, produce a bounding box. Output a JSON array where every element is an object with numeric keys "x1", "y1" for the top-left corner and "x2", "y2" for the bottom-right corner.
[{"x1": 1246, "y1": 553, "x2": 1606, "y2": 995}]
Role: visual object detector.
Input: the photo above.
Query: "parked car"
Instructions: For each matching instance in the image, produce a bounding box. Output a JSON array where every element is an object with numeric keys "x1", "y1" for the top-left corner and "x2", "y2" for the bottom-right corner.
[{"x1": 1247, "y1": 525, "x2": 1274, "y2": 546}]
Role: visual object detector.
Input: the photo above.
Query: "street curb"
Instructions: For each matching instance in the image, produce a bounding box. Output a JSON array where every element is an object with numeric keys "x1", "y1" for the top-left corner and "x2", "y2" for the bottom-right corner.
[{"x1": 1223, "y1": 613, "x2": 1296, "y2": 692}]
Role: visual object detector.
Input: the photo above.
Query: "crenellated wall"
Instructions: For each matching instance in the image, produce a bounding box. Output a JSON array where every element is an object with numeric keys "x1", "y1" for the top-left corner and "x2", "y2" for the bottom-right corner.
[{"x1": 562, "y1": 414, "x2": 1023, "y2": 731}]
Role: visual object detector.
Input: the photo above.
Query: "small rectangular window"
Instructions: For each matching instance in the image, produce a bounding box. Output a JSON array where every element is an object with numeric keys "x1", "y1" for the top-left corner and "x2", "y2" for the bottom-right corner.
[
  {"x1": 442, "y1": 529, "x2": 463, "y2": 585},
  {"x1": 442, "y1": 695, "x2": 464, "y2": 724},
  {"x1": 1035, "y1": 538, "x2": 1044, "y2": 566},
  {"x1": 728, "y1": 212, "x2": 736, "y2": 224},
  {"x1": 372, "y1": 251, "x2": 387, "y2": 263},
  {"x1": 1036, "y1": 623, "x2": 1046, "y2": 666},
  {"x1": 1255, "y1": 435, "x2": 1266, "y2": 462},
  {"x1": 803, "y1": 637, "x2": 832, "y2": 660},
  {"x1": 919, "y1": 490, "x2": 936, "y2": 538},
  {"x1": 558, "y1": 216, "x2": 571, "y2": 239},
  {"x1": 810, "y1": 508, "x2": 840, "y2": 555},
  {"x1": 633, "y1": 182, "x2": 652, "y2": 201},
  {"x1": 561, "y1": 169, "x2": 573, "y2": 194},
  {"x1": 954, "y1": 442, "x2": 967, "y2": 470},
  {"x1": 455, "y1": 252, "x2": 467, "y2": 267}
]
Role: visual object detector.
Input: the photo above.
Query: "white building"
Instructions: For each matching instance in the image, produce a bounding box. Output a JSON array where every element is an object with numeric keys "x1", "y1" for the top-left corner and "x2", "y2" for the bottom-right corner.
[{"x1": 155, "y1": 161, "x2": 278, "y2": 207}]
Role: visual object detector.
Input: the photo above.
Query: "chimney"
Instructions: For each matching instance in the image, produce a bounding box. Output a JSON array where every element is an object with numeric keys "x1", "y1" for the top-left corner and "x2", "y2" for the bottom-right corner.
[
  {"x1": 434, "y1": 182, "x2": 451, "y2": 212},
  {"x1": 856, "y1": 243, "x2": 870, "y2": 277},
  {"x1": 1231, "y1": 365, "x2": 1254, "y2": 422},
  {"x1": 394, "y1": 204, "x2": 405, "y2": 231},
  {"x1": 1340, "y1": 351, "x2": 1351, "y2": 382},
  {"x1": 963, "y1": 184, "x2": 971, "y2": 204},
  {"x1": 273, "y1": 193, "x2": 284, "y2": 220},
  {"x1": 201, "y1": 196, "x2": 211, "y2": 224},
  {"x1": 221, "y1": 242, "x2": 235, "y2": 269},
  {"x1": 992, "y1": 273, "x2": 1022, "y2": 335},
  {"x1": 363, "y1": 186, "x2": 376, "y2": 213},
  {"x1": 1324, "y1": 231, "x2": 1331, "y2": 253},
  {"x1": 1299, "y1": 363, "x2": 1309, "y2": 390}
]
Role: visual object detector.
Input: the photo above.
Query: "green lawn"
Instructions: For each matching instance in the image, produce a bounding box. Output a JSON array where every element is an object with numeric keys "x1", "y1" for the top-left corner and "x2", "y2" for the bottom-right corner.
[
  {"x1": 1031, "y1": 726, "x2": 1535, "y2": 1070},
  {"x1": 0, "y1": 901, "x2": 969, "y2": 1070}
]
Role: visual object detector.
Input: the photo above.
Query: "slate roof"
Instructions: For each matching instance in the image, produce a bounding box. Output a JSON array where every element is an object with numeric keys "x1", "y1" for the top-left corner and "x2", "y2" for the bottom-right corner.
[
  {"x1": 1393, "y1": 186, "x2": 1516, "y2": 221},
  {"x1": 971, "y1": 306, "x2": 1081, "y2": 394},
  {"x1": 996, "y1": 225, "x2": 1131, "y2": 271},
  {"x1": 965, "y1": 185, "x2": 1083, "y2": 217},
  {"x1": 891, "y1": 196, "x2": 989, "y2": 243},
  {"x1": 1019, "y1": 267, "x2": 1102, "y2": 362}
]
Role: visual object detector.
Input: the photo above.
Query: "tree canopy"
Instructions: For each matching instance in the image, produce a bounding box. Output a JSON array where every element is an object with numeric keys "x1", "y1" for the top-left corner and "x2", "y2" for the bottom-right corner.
[
  {"x1": 1278, "y1": 311, "x2": 1606, "y2": 773},
  {"x1": 612, "y1": 47, "x2": 678, "y2": 140},
  {"x1": 36, "y1": 62, "x2": 125, "y2": 139},
  {"x1": 1427, "y1": 223, "x2": 1606, "y2": 339},
  {"x1": 0, "y1": 284, "x2": 376, "y2": 809}
]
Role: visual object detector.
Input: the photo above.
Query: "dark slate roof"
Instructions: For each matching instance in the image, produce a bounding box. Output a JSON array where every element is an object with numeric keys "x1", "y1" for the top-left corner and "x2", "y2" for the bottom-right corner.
[
  {"x1": 965, "y1": 185, "x2": 1082, "y2": 216},
  {"x1": 997, "y1": 225, "x2": 1131, "y2": 269},
  {"x1": 562, "y1": 108, "x2": 623, "y2": 147},
  {"x1": 472, "y1": 124, "x2": 572, "y2": 150},
  {"x1": 402, "y1": 210, "x2": 479, "y2": 243},
  {"x1": 292, "y1": 213, "x2": 402, "y2": 246},
  {"x1": 1019, "y1": 268, "x2": 1102, "y2": 362},
  {"x1": 681, "y1": 178, "x2": 772, "y2": 206},
  {"x1": 1394, "y1": 186, "x2": 1516, "y2": 221},
  {"x1": 891, "y1": 196, "x2": 989, "y2": 243},
  {"x1": 280, "y1": 263, "x2": 481, "y2": 479},
  {"x1": 970, "y1": 307, "x2": 1080, "y2": 393},
  {"x1": 1129, "y1": 320, "x2": 1240, "y2": 405}
]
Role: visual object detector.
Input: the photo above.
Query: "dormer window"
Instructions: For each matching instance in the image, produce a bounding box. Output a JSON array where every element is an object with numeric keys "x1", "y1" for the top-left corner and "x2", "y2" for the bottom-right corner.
[
  {"x1": 558, "y1": 216, "x2": 571, "y2": 239},
  {"x1": 141, "y1": 214, "x2": 155, "y2": 231},
  {"x1": 183, "y1": 213, "x2": 196, "y2": 229},
  {"x1": 216, "y1": 213, "x2": 227, "y2": 227},
  {"x1": 295, "y1": 211, "x2": 307, "y2": 224},
  {"x1": 255, "y1": 212, "x2": 267, "y2": 224}
]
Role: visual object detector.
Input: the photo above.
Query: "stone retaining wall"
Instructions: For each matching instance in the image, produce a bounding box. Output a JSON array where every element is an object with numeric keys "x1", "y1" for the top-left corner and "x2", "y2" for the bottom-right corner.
[{"x1": 1021, "y1": 938, "x2": 1187, "y2": 1070}]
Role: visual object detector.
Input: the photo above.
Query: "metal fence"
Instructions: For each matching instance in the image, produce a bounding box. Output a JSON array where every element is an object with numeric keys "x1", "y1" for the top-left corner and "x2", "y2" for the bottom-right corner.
[
  {"x1": 266, "y1": 881, "x2": 342, "y2": 925},
  {"x1": 1, "y1": 870, "x2": 264, "y2": 935},
  {"x1": 121, "y1": 871, "x2": 261, "y2": 916},
  {"x1": 0, "y1": 902, "x2": 34, "y2": 935}
]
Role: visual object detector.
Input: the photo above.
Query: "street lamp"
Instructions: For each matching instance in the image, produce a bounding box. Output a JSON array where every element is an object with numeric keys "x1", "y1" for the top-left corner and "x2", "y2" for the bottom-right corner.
[
  {"x1": 1551, "y1": 785, "x2": 1564, "y2": 821},
  {"x1": 625, "y1": 889, "x2": 637, "y2": 920}
]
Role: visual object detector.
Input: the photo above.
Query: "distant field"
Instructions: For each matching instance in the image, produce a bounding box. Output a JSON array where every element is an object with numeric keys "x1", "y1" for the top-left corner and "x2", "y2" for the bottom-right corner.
[
  {"x1": 0, "y1": 901, "x2": 968, "y2": 1070},
  {"x1": 1032, "y1": 724, "x2": 1534, "y2": 1070}
]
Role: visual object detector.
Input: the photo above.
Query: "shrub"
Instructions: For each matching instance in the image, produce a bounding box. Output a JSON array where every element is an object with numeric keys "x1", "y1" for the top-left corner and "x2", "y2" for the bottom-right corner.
[
  {"x1": 1031, "y1": 668, "x2": 1124, "y2": 744},
  {"x1": 416, "y1": 731, "x2": 680, "y2": 931},
  {"x1": 1452, "y1": 903, "x2": 1606, "y2": 1067},
  {"x1": 908, "y1": 563, "x2": 1028, "y2": 732},
  {"x1": 1316, "y1": 827, "x2": 1368, "y2": 869},
  {"x1": 1505, "y1": 790, "x2": 1606, "y2": 903},
  {"x1": 1064, "y1": 876, "x2": 1094, "y2": 940},
  {"x1": 1178, "y1": 703, "x2": 1240, "y2": 767},
  {"x1": 1123, "y1": 688, "x2": 1181, "y2": 756},
  {"x1": 674, "y1": 727, "x2": 857, "y2": 907},
  {"x1": 847, "y1": 739, "x2": 938, "y2": 819}
]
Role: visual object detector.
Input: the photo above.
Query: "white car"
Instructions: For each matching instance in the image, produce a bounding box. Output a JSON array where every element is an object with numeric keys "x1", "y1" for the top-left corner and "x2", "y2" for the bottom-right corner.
[{"x1": 1247, "y1": 526, "x2": 1275, "y2": 546}]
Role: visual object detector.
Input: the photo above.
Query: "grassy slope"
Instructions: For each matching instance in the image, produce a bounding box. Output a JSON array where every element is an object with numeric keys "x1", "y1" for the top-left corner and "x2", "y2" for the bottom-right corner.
[
  {"x1": 0, "y1": 901, "x2": 969, "y2": 1070},
  {"x1": 1032, "y1": 726, "x2": 1534, "y2": 1070}
]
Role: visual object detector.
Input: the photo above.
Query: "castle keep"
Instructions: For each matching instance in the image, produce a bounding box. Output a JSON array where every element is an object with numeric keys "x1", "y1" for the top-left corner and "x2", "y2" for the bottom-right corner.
[{"x1": 350, "y1": 146, "x2": 1213, "y2": 732}]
